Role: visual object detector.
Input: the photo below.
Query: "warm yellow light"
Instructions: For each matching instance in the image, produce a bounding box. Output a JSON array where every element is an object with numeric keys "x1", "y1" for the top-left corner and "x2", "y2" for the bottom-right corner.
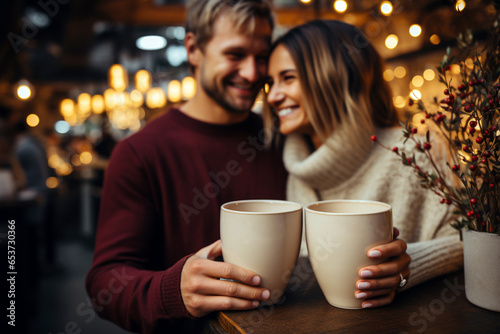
[
  {"x1": 146, "y1": 88, "x2": 167, "y2": 109},
  {"x1": 130, "y1": 90, "x2": 144, "y2": 108},
  {"x1": 168, "y1": 80, "x2": 182, "y2": 103},
  {"x1": 114, "y1": 92, "x2": 128, "y2": 107},
  {"x1": 380, "y1": 1, "x2": 393, "y2": 16},
  {"x1": 46, "y1": 177, "x2": 59, "y2": 189},
  {"x1": 393, "y1": 96, "x2": 406, "y2": 108},
  {"x1": 465, "y1": 58, "x2": 474, "y2": 69},
  {"x1": 71, "y1": 154, "x2": 81, "y2": 166},
  {"x1": 394, "y1": 66, "x2": 407, "y2": 78},
  {"x1": 181, "y1": 76, "x2": 196, "y2": 100},
  {"x1": 333, "y1": 0, "x2": 347, "y2": 13},
  {"x1": 409, "y1": 24, "x2": 422, "y2": 37},
  {"x1": 17, "y1": 85, "x2": 32, "y2": 100},
  {"x1": 135, "y1": 70, "x2": 152, "y2": 93},
  {"x1": 26, "y1": 114, "x2": 39, "y2": 127},
  {"x1": 92, "y1": 94, "x2": 105, "y2": 114},
  {"x1": 77, "y1": 93, "x2": 92, "y2": 115},
  {"x1": 109, "y1": 64, "x2": 128, "y2": 92},
  {"x1": 385, "y1": 34, "x2": 398, "y2": 49},
  {"x1": 104, "y1": 89, "x2": 117, "y2": 111},
  {"x1": 423, "y1": 69, "x2": 435, "y2": 81},
  {"x1": 80, "y1": 151, "x2": 93, "y2": 165},
  {"x1": 430, "y1": 34, "x2": 440, "y2": 45},
  {"x1": 60, "y1": 99, "x2": 75, "y2": 117},
  {"x1": 58, "y1": 163, "x2": 73, "y2": 176},
  {"x1": 456, "y1": 0, "x2": 466, "y2": 12},
  {"x1": 383, "y1": 69, "x2": 395, "y2": 81},
  {"x1": 451, "y1": 64, "x2": 461, "y2": 75},
  {"x1": 411, "y1": 75, "x2": 424, "y2": 88},
  {"x1": 410, "y1": 89, "x2": 422, "y2": 100},
  {"x1": 300, "y1": 0, "x2": 312, "y2": 3}
]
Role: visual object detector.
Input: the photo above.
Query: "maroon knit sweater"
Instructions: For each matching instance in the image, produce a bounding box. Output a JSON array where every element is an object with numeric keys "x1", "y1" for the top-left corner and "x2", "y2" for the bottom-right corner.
[{"x1": 85, "y1": 108, "x2": 287, "y2": 333}]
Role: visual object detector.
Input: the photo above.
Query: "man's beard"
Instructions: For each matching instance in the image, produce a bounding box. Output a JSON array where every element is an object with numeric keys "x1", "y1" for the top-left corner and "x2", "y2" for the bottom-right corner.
[{"x1": 200, "y1": 74, "x2": 260, "y2": 115}]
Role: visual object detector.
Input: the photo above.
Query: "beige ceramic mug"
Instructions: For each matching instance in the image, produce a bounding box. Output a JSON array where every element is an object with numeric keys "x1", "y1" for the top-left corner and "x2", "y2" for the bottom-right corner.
[
  {"x1": 220, "y1": 200, "x2": 302, "y2": 303},
  {"x1": 305, "y1": 200, "x2": 393, "y2": 309}
]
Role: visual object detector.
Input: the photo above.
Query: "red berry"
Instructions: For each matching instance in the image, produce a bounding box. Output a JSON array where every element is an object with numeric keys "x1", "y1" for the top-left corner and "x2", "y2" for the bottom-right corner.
[
  {"x1": 472, "y1": 156, "x2": 478, "y2": 162},
  {"x1": 458, "y1": 84, "x2": 466, "y2": 91},
  {"x1": 440, "y1": 199, "x2": 446, "y2": 204},
  {"x1": 470, "y1": 198, "x2": 476, "y2": 204},
  {"x1": 420, "y1": 119, "x2": 426, "y2": 124},
  {"x1": 483, "y1": 151, "x2": 491, "y2": 157},
  {"x1": 482, "y1": 222, "x2": 486, "y2": 226},
  {"x1": 470, "y1": 165, "x2": 476, "y2": 171},
  {"x1": 425, "y1": 113, "x2": 431, "y2": 119},
  {"x1": 481, "y1": 159, "x2": 487, "y2": 164},
  {"x1": 466, "y1": 211, "x2": 474, "y2": 218},
  {"x1": 444, "y1": 89, "x2": 449, "y2": 95},
  {"x1": 463, "y1": 145, "x2": 470, "y2": 152},
  {"x1": 371, "y1": 135, "x2": 377, "y2": 142},
  {"x1": 476, "y1": 137, "x2": 483, "y2": 144},
  {"x1": 489, "y1": 99, "x2": 494, "y2": 105},
  {"x1": 446, "y1": 199, "x2": 451, "y2": 205},
  {"x1": 408, "y1": 99, "x2": 414, "y2": 106},
  {"x1": 412, "y1": 128, "x2": 418, "y2": 134},
  {"x1": 469, "y1": 80, "x2": 474, "y2": 86},
  {"x1": 452, "y1": 165, "x2": 459, "y2": 171},
  {"x1": 490, "y1": 183, "x2": 495, "y2": 188},
  {"x1": 470, "y1": 121, "x2": 477, "y2": 127},
  {"x1": 480, "y1": 79, "x2": 485, "y2": 84},
  {"x1": 392, "y1": 147, "x2": 399, "y2": 153},
  {"x1": 406, "y1": 158, "x2": 412, "y2": 164},
  {"x1": 469, "y1": 128, "x2": 476, "y2": 134},
  {"x1": 424, "y1": 143, "x2": 432, "y2": 150}
]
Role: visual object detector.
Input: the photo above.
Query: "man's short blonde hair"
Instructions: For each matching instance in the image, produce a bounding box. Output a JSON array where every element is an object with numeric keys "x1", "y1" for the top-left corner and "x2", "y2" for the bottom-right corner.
[{"x1": 185, "y1": 0, "x2": 274, "y2": 51}]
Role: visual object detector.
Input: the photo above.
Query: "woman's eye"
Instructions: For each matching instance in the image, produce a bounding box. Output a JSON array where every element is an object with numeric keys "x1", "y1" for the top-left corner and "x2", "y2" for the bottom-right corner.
[{"x1": 284, "y1": 75, "x2": 295, "y2": 82}]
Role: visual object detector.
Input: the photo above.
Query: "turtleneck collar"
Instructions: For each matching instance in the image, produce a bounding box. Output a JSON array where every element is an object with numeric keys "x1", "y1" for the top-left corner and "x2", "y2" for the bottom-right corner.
[{"x1": 283, "y1": 121, "x2": 375, "y2": 191}]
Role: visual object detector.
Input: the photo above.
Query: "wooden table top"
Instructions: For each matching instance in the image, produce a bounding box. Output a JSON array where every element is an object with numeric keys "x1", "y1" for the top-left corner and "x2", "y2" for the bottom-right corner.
[{"x1": 204, "y1": 258, "x2": 500, "y2": 334}]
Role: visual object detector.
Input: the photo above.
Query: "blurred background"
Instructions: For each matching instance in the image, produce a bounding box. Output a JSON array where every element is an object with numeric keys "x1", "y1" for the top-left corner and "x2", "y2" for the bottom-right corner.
[{"x1": 0, "y1": 0, "x2": 496, "y2": 333}]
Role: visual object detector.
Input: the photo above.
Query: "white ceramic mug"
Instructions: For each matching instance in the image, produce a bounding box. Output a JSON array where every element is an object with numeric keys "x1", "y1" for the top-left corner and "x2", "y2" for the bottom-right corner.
[
  {"x1": 305, "y1": 200, "x2": 393, "y2": 309},
  {"x1": 220, "y1": 200, "x2": 302, "y2": 303}
]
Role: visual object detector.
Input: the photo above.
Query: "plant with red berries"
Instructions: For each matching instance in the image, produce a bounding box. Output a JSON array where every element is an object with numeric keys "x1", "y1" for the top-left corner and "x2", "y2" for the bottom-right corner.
[{"x1": 374, "y1": 9, "x2": 500, "y2": 235}]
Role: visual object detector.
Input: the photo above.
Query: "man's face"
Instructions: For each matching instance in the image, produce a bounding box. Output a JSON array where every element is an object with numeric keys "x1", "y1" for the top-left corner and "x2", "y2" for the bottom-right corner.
[{"x1": 197, "y1": 14, "x2": 271, "y2": 114}]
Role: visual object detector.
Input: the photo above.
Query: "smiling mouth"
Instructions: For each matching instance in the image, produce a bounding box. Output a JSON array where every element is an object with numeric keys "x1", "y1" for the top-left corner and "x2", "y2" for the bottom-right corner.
[{"x1": 278, "y1": 107, "x2": 298, "y2": 117}]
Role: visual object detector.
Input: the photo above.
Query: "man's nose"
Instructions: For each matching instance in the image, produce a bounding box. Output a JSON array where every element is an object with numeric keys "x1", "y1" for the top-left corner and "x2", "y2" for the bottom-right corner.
[{"x1": 239, "y1": 57, "x2": 260, "y2": 83}]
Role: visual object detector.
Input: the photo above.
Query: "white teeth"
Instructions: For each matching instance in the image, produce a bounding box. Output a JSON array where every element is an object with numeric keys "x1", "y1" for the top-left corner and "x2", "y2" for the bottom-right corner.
[{"x1": 278, "y1": 108, "x2": 293, "y2": 117}]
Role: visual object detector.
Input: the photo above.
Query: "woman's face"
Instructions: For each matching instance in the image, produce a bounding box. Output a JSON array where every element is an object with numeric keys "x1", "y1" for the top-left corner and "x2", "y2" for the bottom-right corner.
[{"x1": 267, "y1": 44, "x2": 313, "y2": 136}]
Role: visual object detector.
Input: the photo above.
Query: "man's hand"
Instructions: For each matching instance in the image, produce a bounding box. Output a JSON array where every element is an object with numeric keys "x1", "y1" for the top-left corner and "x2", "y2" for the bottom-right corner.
[
  {"x1": 181, "y1": 240, "x2": 270, "y2": 318},
  {"x1": 355, "y1": 227, "x2": 411, "y2": 308}
]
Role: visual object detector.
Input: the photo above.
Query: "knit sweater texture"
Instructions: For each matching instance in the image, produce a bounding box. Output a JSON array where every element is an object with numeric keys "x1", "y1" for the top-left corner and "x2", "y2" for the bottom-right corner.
[
  {"x1": 85, "y1": 108, "x2": 287, "y2": 333},
  {"x1": 283, "y1": 126, "x2": 463, "y2": 289}
]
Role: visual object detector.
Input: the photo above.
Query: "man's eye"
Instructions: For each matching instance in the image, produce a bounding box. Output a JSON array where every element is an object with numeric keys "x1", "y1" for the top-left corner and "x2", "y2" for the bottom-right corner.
[{"x1": 227, "y1": 53, "x2": 244, "y2": 60}]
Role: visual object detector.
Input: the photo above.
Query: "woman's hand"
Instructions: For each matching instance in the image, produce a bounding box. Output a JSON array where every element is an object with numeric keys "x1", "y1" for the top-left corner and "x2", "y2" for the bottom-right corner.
[
  {"x1": 180, "y1": 240, "x2": 270, "y2": 318},
  {"x1": 354, "y1": 228, "x2": 411, "y2": 308}
]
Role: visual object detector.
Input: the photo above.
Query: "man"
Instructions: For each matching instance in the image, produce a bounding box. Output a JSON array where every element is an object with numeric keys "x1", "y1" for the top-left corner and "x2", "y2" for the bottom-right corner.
[{"x1": 85, "y1": 1, "x2": 286, "y2": 333}]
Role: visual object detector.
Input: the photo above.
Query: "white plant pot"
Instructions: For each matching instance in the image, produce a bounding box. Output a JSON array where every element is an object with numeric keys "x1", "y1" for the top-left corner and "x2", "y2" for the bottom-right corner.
[{"x1": 462, "y1": 229, "x2": 500, "y2": 312}]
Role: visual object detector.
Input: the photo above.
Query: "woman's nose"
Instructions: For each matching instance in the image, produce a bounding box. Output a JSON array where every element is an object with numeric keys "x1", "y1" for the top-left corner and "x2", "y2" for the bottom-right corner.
[{"x1": 267, "y1": 85, "x2": 284, "y2": 106}]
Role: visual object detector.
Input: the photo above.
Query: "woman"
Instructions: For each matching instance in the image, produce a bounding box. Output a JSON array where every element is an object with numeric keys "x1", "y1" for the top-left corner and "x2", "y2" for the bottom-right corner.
[{"x1": 265, "y1": 20, "x2": 463, "y2": 308}]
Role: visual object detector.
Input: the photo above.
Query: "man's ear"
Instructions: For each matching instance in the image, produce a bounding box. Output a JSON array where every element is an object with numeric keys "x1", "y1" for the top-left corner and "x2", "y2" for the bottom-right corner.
[{"x1": 185, "y1": 32, "x2": 201, "y2": 67}]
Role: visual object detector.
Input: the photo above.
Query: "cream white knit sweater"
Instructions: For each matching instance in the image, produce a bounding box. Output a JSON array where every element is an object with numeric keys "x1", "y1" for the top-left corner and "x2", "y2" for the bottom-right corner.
[{"x1": 284, "y1": 127, "x2": 463, "y2": 289}]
